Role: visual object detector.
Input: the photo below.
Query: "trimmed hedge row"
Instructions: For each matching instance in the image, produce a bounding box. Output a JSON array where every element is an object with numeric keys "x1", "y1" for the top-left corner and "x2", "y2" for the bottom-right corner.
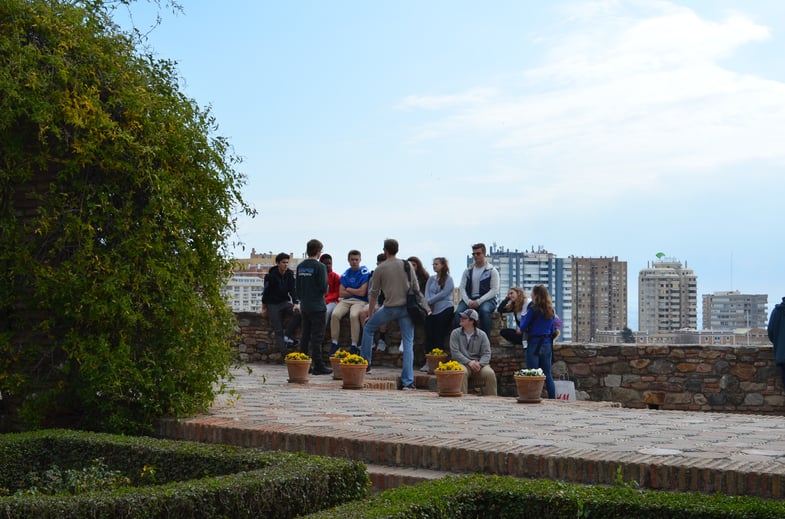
[
  {"x1": 0, "y1": 429, "x2": 370, "y2": 518},
  {"x1": 305, "y1": 474, "x2": 785, "y2": 519}
]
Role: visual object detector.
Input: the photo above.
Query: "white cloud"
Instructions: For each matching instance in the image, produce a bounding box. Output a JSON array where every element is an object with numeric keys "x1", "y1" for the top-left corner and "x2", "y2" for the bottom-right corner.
[{"x1": 399, "y1": 0, "x2": 785, "y2": 203}]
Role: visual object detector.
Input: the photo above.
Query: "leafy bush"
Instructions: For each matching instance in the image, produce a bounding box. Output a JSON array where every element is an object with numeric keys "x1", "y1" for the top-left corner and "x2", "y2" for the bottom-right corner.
[
  {"x1": 0, "y1": 429, "x2": 370, "y2": 518},
  {"x1": 305, "y1": 474, "x2": 785, "y2": 519},
  {"x1": 0, "y1": 0, "x2": 254, "y2": 433}
]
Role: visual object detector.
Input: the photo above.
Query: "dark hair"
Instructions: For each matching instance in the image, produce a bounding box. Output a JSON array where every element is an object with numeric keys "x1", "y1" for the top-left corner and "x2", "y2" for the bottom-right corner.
[
  {"x1": 531, "y1": 284, "x2": 555, "y2": 319},
  {"x1": 275, "y1": 252, "x2": 290, "y2": 264},
  {"x1": 471, "y1": 243, "x2": 486, "y2": 254},
  {"x1": 407, "y1": 256, "x2": 429, "y2": 291},
  {"x1": 376, "y1": 253, "x2": 387, "y2": 263},
  {"x1": 319, "y1": 253, "x2": 332, "y2": 264},
  {"x1": 383, "y1": 238, "x2": 399, "y2": 255},
  {"x1": 433, "y1": 257, "x2": 450, "y2": 289},
  {"x1": 347, "y1": 249, "x2": 361, "y2": 260},
  {"x1": 306, "y1": 239, "x2": 323, "y2": 257}
]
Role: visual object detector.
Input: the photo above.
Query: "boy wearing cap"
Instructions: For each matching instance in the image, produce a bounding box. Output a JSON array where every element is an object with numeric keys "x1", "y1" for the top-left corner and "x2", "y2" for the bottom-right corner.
[{"x1": 449, "y1": 308, "x2": 497, "y2": 396}]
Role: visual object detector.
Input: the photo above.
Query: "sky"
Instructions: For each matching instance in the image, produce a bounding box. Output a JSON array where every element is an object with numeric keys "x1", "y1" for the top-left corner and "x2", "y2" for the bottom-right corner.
[{"x1": 116, "y1": 0, "x2": 785, "y2": 329}]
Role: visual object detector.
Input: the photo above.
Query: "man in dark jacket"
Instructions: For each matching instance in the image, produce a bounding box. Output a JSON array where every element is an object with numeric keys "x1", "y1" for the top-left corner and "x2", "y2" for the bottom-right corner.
[
  {"x1": 296, "y1": 239, "x2": 332, "y2": 375},
  {"x1": 262, "y1": 252, "x2": 301, "y2": 359},
  {"x1": 768, "y1": 297, "x2": 785, "y2": 389}
]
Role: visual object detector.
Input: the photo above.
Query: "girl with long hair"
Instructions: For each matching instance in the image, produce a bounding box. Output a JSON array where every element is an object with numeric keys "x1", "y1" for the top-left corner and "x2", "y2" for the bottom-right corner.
[
  {"x1": 519, "y1": 284, "x2": 557, "y2": 398},
  {"x1": 497, "y1": 287, "x2": 528, "y2": 345},
  {"x1": 421, "y1": 257, "x2": 455, "y2": 371}
]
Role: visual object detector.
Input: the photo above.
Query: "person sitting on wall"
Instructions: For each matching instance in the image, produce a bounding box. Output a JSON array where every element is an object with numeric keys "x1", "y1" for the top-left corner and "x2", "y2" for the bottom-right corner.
[
  {"x1": 454, "y1": 242, "x2": 500, "y2": 338},
  {"x1": 496, "y1": 286, "x2": 528, "y2": 347},
  {"x1": 261, "y1": 252, "x2": 301, "y2": 359},
  {"x1": 329, "y1": 249, "x2": 371, "y2": 355}
]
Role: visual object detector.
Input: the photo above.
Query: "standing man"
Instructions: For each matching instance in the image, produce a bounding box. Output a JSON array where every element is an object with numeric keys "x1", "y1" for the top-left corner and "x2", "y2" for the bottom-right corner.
[
  {"x1": 329, "y1": 250, "x2": 371, "y2": 354},
  {"x1": 360, "y1": 238, "x2": 416, "y2": 389},
  {"x1": 454, "y1": 243, "x2": 500, "y2": 338},
  {"x1": 262, "y1": 252, "x2": 301, "y2": 359},
  {"x1": 449, "y1": 308, "x2": 497, "y2": 396},
  {"x1": 768, "y1": 297, "x2": 785, "y2": 389},
  {"x1": 296, "y1": 239, "x2": 332, "y2": 375}
]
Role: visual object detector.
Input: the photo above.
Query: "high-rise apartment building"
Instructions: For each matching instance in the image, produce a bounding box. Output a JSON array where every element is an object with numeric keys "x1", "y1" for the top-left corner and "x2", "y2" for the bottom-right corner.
[
  {"x1": 638, "y1": 258, "x2": 697, "y2": 333},
  {"x1": 486, "y1": 245, "x2": 572, "y2": 341},
  {"x1": 223, "y1": 249, "x2": 302, "y2": 313},
  {"x1": 571, "y1": 257, "x2": 628, "y2": 342},
  {"x1": 702, "y1": 291, "x2": 768, "y2": 330}
]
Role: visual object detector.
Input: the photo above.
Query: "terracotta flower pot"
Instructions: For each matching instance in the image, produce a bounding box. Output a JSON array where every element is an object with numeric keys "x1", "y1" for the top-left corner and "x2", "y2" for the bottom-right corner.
[
  {"x1": 435, "y1": 370, "x2": 464, "y2": 397},
  {"x1": 329, "y1": 356, "x2": 343, "y2": 380},
  {"x1": 340, "y1": 363, "x2": 367, "y2": 389},
  {"x1": 425, "y1": 354, "x2": 449, "y2": 375},
  {"x1": 286, "y1": 360, "x2": 311, "y2": 384},
  {"x1": 515, "y1": 375, "x2": 546, "y2": 403}
]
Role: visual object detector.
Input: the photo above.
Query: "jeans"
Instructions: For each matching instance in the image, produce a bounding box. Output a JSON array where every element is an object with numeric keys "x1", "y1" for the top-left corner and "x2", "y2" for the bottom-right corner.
[
  {"x1": 361, "y1": 305, "x2": 414, "y2": 386},
  {"x1": 454, "y1": 299, "x2": 497, "y2": 338},
  {"x1": 526, "y1": 338, "x2": 555, "y2": 399}
]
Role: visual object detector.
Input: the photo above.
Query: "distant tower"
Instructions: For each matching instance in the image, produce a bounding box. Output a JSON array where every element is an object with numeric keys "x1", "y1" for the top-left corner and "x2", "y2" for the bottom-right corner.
[
  {"x1": 702, "y1": 291, "x2": 768, "y2": 330},
  {"x1": 572, "y1": 257, "x2": 627, "y2": 342},
  {"x1": 638, "y1": 257, "x2": 697, "y2": 333}
]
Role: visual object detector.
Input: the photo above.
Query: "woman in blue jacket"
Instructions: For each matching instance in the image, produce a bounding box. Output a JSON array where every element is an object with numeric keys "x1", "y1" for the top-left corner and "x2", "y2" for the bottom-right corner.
[{"x1": 519, "y1": 285, "x2": 557, "y2": 398}]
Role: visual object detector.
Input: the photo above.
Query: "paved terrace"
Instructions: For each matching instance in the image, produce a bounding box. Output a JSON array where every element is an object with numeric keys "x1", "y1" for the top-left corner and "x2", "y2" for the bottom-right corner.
[{"x1": 156, "y1": 362, "x2": 785, "y2": 498}]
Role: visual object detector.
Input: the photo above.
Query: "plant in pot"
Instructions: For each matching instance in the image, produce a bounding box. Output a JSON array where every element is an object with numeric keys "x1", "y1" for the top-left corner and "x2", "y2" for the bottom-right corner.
[
  {"x1": 425, "y1": 348, "x2": 448, "y2": 374},
  {"x1": 330, "y1": 349, "x2": 350, "y2": 380},
  {"x1": 339, "y1": 353, "x2": 368, "y2": 389},
  {"x1": 285, "y1": 352, "x2": 312, "y2": 384},
  {"x1": 434, "y1": 360, "x2": 464, "y2": 397},
  {"x1": 514, "y1": 367, "x2": 546, "y2": 403}
]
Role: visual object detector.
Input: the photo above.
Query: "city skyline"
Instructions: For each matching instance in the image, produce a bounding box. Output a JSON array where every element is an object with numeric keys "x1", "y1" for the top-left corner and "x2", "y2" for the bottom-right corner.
[{"x1": 116, "y1": 1, "x2": 785, "y2": 327}]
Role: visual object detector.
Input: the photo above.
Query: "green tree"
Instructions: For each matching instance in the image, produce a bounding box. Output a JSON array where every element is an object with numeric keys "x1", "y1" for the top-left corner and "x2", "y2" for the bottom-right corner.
[
  {"x1": 621, "y1": 326, "x2": 636, "y2": 344},
  {"x1": 0, "y1": 0, "x2": 253, "y2": 433}
]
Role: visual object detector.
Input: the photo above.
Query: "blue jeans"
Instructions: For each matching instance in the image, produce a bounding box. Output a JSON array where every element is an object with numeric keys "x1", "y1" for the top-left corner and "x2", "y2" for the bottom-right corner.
[
  {"x1": 361, "y1": 305, "x2": 414, "y2": 386},
  {"x1": 454, "y1": 299, "x2": 496, "y2": 338},
  {"x1": 526, "y1": 338, "x2": 555, "y2": 399}
]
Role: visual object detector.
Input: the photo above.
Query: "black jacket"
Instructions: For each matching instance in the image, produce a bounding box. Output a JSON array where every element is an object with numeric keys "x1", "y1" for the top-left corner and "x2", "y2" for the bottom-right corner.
[{"x1": 262, "y1": 267, "x2": 298, "y2": 305}]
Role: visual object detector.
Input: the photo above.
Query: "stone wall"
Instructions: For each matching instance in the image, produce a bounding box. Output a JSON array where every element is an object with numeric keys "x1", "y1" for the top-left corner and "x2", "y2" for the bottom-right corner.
[{"x1": 233, "y1": 312, "x2": 785, "y2": 413}]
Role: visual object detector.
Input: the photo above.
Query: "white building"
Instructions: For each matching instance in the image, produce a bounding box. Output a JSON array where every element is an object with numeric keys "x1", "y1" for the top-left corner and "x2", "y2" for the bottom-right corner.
[
  {"x1": 638, "y1": 257, "x2": 697, "y2": 333},
  {"x1": 221, "y1": 273, "x2": 264, "y2": 313}
]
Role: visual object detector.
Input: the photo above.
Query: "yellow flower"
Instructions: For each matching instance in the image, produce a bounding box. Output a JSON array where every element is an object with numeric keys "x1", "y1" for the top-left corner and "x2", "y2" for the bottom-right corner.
[
  {"x1": 435, "y1": 360, "x2": 463, "y2": 371},
  {"x1": 340, "y1": 353, "x2": 368, "y2": 365},
  {"x1": 285, "y1": 352, "x2": 311, "y2": 361},
  {"x1": 332, "y1": 349, "x2": 351, "y2": 359},
  {"x1": 429, "y1": 348, "x2": 446, "y2": 356}
]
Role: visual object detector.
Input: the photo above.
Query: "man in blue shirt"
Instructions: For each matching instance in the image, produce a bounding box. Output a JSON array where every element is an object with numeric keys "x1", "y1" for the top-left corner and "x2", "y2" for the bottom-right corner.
[{"x1": 329, "y1": 250, "x2": 371, "y2": 354}]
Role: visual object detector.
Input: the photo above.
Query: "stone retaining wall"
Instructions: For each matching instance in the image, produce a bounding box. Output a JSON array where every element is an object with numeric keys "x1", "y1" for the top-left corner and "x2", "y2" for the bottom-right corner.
[{"x1": 233, "y1": 312, "x2": 784, "y2": 413}]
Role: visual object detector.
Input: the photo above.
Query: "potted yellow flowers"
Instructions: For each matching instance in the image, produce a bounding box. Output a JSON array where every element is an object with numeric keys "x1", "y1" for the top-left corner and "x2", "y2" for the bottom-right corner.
[
  {"x1": 330, "y1": 349, "x2": 350, "y2": 380},
  {"x1": 285, "y1": 352, "x2": 312, "y2": 384},
  {"x1": 434, "y1": 360, "x2": 464, "y2": 397},
  {"x1": 424, "y1": 348, "x2": 449, "y2": 374},
  {"x1": 339, "y1": 354, "x2": 368, "y2": 390}
]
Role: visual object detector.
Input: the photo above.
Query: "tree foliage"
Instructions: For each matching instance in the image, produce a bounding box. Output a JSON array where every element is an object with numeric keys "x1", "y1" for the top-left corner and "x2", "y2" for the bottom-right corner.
[
  {"x1": 0, "y1": 0, "x2": 253, "y2": 433},
  {"x1": 622, "y1": 326, "x2": 636, "y2": 343}
]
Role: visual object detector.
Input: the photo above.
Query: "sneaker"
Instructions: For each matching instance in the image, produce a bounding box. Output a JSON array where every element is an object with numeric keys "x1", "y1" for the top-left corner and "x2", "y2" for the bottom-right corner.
[
  {"x1": 365, "y1": 366, "x2": 372, "y2": 374},
  {"x1": 419, "y1": 363, "x2": 429, "y2": 372},
  {"x1": 284, "y1": 337, "x2": 299, "y2": 348},
  {"x1": 350, "y1": 344, "x2": 359, "y2": 355},
  {"x1": 375, "y1": 339, "x2": 387, "y2": 352},
  {"x1": 399, "y1": 383, "x2": 416, "y2": 391},
  {"x1": 312, "y1": 366, "x2": 333, "y2": 376}
]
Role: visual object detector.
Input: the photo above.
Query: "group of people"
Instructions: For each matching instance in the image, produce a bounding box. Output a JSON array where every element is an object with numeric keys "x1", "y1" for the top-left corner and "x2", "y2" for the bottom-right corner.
[{"x1": 261, "y1": 239, "x2": 562, "y2": 398}]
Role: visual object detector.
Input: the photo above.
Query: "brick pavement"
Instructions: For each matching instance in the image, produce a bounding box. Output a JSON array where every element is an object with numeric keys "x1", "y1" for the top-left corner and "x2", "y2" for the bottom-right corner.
[{"x1": 156, "y1": 362, "x2": 785, "y2": 498}]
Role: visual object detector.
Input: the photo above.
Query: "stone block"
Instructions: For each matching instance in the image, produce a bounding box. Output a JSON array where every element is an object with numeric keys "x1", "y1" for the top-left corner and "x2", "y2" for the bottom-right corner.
[{"x1": 604, "y1": 374, "x2": 622, "y2": 387}]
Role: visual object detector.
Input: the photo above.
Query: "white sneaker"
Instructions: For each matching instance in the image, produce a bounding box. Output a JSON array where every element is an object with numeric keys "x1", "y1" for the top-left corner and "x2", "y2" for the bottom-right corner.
[
  {"x1": 419, "y1": 363, "x2": 429, "y2": 372},
  {"x1": 398, "y1": 343, "x2": 404, "y2": 353},
  {"x1": 376, "y1": 339, "x2": 387, "y2": 352}
]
